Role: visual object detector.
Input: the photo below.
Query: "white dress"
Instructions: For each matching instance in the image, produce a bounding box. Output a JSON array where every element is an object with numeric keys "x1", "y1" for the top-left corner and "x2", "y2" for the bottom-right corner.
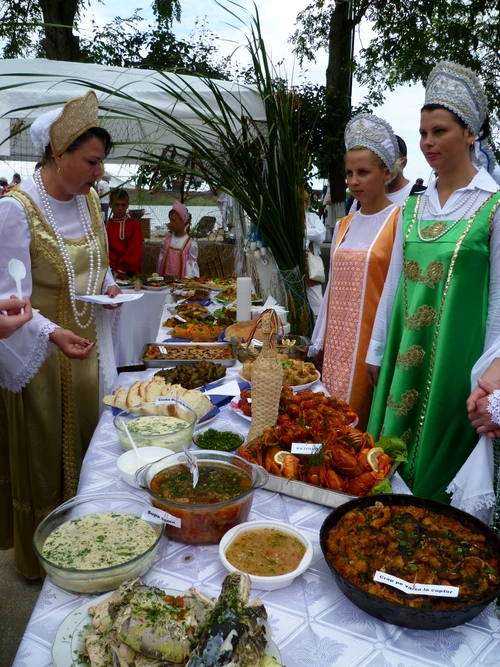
[{"x1": 305, "y1": 211, "x2": 326, "y2": 318}]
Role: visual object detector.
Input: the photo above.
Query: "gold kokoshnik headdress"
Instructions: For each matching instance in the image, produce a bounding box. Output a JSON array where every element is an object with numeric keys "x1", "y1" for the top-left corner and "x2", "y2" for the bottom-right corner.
[
  {"x1": 424, "y1": 61, "x2": 487, "y2": 135},
  {"x1": 344, "y1": 113, "x2": 399, "y2": 172},
  {"x1": 30, "y1": 90, "x2": 99, "y2": 157}
]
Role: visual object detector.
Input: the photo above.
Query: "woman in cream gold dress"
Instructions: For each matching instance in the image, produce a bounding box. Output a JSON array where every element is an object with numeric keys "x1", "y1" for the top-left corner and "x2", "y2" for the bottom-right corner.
[
  {"x1": 0, "y1": 91, "x2": 120, "y2": 578},
  {"x1": 311, "y1": 114, "x2": 401, "y2": 430}
]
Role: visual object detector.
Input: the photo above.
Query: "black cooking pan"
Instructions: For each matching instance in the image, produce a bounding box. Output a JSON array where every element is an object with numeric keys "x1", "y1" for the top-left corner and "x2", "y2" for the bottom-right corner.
[{"x1": 320, "y1": 494, "x2": 500, "y2": 629}]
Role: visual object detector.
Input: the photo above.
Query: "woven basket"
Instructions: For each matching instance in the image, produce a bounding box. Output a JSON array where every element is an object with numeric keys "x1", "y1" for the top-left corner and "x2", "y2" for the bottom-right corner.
[{"x1": 247, "y1": 312, "x2": 284, "y2": 442}]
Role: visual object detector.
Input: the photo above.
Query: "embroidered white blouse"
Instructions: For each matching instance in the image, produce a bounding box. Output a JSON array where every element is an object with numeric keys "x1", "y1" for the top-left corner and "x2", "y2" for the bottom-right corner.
[{"x1": 0, "y1": 178, "x2": 117, "y2": 392}]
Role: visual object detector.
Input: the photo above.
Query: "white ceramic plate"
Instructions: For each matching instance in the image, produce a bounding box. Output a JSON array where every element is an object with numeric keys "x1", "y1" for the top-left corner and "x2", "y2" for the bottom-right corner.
[
  {"x1": 237, "y1": 369, "x2": 321, "y2": 392},
  {"x1": 52, "y1": 589, "x2": 282, "y2": 666},
  {"x1": 143, "y1": 285, "x2": 168, "y2": 291},
  {"x1": 230, "y1": 400, "x2": 251, "y2": 422}
]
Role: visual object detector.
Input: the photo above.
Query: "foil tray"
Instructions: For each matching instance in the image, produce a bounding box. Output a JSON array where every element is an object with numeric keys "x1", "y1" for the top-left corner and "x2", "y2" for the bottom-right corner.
[
  {"x1": 263, "y1": 463, "x2": 399, "y2": 509},
  {"x1": 142, "y1": 342, "x2": 237, "y2": 368}
]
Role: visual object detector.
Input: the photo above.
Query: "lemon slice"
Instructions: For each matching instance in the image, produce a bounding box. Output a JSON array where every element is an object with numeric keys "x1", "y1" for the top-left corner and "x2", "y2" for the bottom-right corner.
[
  {"x1": 274, "y1": 450, "x2": 290, "y2": 469},
  {"x1": 367, "y1": 447, "x2": 384, "y2": 472}
]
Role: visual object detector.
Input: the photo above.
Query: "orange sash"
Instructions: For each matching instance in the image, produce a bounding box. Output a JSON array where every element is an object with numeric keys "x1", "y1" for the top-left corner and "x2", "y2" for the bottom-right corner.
[{"x1": 322, "y1": 208, "x2": 399, "y2": 429}]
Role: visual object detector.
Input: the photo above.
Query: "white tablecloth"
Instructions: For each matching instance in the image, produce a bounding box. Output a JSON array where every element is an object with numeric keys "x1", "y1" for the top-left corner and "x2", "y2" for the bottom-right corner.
[
  {"x1": 113, "y1": 289, "x2": 169, "y2": 367},
  {"x1": 14, "y1": 370, "x2": 500, "y2": 667}
]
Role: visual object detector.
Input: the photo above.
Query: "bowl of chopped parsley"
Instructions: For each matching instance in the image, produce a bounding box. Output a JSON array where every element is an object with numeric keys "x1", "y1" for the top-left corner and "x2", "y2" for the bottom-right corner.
[{"x1": 193, "y1": 428, "x2": 245, "y2": 451}]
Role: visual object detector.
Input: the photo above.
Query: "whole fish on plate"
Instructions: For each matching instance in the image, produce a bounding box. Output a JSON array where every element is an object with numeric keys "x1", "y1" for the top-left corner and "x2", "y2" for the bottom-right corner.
[
  {"x1": 86, "y1": 579, "x2": 214, "y2": 666},
  {"x1": 186, "y1": 572, "x2": 269, "y2": 667}
]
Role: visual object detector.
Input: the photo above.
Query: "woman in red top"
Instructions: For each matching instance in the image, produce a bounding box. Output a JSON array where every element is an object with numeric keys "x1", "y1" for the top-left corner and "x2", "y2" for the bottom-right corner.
[{"x1": 105, "y1": 189, "x2": 143, "y2": 277}]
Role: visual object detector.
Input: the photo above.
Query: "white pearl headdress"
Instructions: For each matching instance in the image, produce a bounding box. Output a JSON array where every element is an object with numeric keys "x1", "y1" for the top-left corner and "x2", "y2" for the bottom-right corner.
[
  {"x1": 344, "y1": 113, "x2": 399, "y2": 171},
  {"x1": 424, "y1": 61, "x2": 487, "y2": 135}
]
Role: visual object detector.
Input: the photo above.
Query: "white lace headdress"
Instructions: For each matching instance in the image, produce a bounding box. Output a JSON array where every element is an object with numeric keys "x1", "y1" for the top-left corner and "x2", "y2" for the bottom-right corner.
[
  {"x1": 424, "y1": 61, "x2": 498, "y2": 181},
  {"x1": 344, "y1": 113, "x2": 398, "y2": 171},
  {"x1": 425, "y1": 61, "x2": 487, "y2": 135}
]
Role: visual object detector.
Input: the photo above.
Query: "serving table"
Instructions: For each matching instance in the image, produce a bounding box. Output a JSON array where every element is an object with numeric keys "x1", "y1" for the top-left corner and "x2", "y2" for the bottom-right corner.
[{"x1": 14, "y1": 368, "x2": 500, "y2": 667}]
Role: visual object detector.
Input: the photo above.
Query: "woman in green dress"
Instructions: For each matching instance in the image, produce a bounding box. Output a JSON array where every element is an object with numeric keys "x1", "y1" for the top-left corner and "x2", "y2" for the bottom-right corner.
[{"x1": 366, "y1": 61, "x2": 500, "y2": 503}]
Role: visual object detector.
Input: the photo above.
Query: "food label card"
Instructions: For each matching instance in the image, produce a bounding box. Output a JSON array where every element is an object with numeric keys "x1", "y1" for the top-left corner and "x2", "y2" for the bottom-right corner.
[
  {"x1": 142, "y1": 508, "x2": 181, "y2": 528},
  {"x1": 291, "y1": 442, "x2": 322, "y2": 455},
  {"x1": 373, "y1": 571, "x2": 459, "y2": 597},
  {"x1": 155, "y1": 396, "x2": 191, "y2": 413}
]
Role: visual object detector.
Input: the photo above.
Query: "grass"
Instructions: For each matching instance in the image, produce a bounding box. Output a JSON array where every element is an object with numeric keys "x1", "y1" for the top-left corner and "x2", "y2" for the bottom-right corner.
[{"x1": 122, "y1": 189, "x2": 218, "y2": 207}]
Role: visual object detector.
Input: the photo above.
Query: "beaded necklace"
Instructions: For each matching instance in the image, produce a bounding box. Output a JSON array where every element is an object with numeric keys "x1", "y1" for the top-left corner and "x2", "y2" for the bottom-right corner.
[
  {"x1": 34, "y1": 169, "x2": 101, "y2": 328},
  {"x1": 417, "y1": 189, "x2": 481, "y2": 242}
]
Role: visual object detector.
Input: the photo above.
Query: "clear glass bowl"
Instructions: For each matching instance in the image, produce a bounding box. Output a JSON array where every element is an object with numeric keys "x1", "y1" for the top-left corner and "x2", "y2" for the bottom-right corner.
[
  {"x1": 113, "y1": 400, "x2": 197, "y2": 452},
  {"x1": 135, "y1": 450, "x2": 268, "y2": 544},
  {"x1": 33, "y1": 492, "x2": 163, "y2": 593}
]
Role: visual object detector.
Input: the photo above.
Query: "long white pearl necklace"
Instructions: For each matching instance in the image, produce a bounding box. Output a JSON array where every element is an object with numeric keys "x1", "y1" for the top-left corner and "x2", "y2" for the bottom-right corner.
[
  {"x1": 107, "y1": 214, "x2": 129, "y2": 241},
  {"x1": 34, "y1": 169, "x2": 101, "y2": 328},
  {"x1": 417, "y1": 189, "x2": 481, "y2": 242}
]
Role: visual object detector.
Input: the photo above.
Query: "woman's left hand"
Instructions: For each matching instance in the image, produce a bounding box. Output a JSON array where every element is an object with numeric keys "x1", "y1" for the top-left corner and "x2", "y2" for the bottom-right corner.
[{"x1": 104, "y1": 284, "x2": 123, "y2": 309}]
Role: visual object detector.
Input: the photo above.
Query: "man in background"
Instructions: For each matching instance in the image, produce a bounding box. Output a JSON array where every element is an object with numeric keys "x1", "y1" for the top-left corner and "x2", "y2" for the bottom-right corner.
[
  {"x1": 410, "y1": 177, "x2": 427, "y2": 195},
  {"x1": 97, "y1": 174, "x2": 111, "y2": 221}
]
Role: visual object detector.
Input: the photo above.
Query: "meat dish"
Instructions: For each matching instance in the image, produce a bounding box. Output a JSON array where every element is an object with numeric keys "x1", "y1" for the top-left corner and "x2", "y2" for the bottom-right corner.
[{"x1": 325, "y1": 501, "x2": 500, "y2": 609}]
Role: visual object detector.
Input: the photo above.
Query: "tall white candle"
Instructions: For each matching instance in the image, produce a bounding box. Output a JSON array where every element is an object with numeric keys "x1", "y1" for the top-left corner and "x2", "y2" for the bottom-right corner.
[{"x1": 236, "y1": 277, "x2": 252, "y2": 321}]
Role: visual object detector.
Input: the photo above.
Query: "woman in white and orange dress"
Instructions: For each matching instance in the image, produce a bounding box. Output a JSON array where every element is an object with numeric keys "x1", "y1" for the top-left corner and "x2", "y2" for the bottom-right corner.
[
  {"x1": 157, "y1": 201, "x2": 199, "y2": 279},
  {"x1": 310, "y1": 114, "x2": 401, "y2": 430}
]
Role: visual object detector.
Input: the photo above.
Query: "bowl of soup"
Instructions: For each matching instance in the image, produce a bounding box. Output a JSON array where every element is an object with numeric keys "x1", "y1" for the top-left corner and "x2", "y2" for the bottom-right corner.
[
  {"x1": 219, "y1": 520, "x2": 313, "y2": 590},
  {"x1": 113, "y1": 401, "x2": 197, "y2": 452},
  {"x1": 135, "y1": 450, "x2": 268, "y2": 544}
]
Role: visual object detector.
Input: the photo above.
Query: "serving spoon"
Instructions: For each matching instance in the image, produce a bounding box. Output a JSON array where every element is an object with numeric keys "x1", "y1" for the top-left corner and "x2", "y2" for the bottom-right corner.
[
  {"x1": 118, "y1": 417, "x2": 146, "y2": 465},
  {"x1": 8, "y1": 259, "x2": 26, "y2": 314}
]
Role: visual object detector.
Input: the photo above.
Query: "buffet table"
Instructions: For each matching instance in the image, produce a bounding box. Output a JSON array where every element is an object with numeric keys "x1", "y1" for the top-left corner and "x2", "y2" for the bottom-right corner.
[{"x1": 14, "y1": 364, "x2": 500, "y2": 666}]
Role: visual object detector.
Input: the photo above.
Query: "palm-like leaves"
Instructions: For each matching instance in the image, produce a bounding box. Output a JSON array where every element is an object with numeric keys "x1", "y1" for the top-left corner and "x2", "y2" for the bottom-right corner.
[{"x1": 0, "y1": 5, "x2": 315, "y2": 333}]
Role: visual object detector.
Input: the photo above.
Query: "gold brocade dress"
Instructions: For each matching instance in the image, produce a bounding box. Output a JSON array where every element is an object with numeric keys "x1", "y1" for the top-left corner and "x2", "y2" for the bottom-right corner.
[{"x1": 0, "y1": 189, "x2": 108, "y2": 578}]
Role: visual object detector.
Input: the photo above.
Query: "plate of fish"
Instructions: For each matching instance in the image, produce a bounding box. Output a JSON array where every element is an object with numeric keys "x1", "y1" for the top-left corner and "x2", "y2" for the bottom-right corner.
[{"x1": 52, "y1": 573, "x2": 283, "y2": 666}]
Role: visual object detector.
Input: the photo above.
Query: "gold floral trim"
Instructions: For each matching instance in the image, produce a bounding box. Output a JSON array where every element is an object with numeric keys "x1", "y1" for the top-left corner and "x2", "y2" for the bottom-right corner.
[
  {"x1": 407, "y1": 192, "x2": 500, "y2": 487},
  {"x1": 405, "y1": 305, "x2": 438, "y2": 330},
  {"x1": 0, "y1": 473, "x2": 11, "y2": 485},
  {"x1": 400, "y1": 428, "x2": 412, "y2": 444},
  {"x1": 387, "y1": 389, "x2": 420, "y2": 418},
  {"x1": 404, "y1": 259, "x2": 445, "y2": 289},
  {"x1": 419, "y1": 222, "x2": 449, "y2": 239},
  {"x1": 396, "y1": 345, "x2": 426, "y2": 370}
]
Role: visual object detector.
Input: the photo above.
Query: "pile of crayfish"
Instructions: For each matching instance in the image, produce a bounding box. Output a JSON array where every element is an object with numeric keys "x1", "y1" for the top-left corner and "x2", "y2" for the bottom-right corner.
[{"x1": 237, "y1": 387, "x2": 392, "y2": 496}]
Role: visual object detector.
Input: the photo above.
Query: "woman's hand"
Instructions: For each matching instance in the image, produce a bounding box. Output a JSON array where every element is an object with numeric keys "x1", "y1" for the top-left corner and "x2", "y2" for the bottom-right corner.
[
  {"x1": 366, "y1": 364, "x2": 380, "y2": 387},
  {"x1": 0, "y1": 296, "x2": 33, "y2": 339},
  {"x1": 49, "y1": 328, "x2": 95, "y2": 360},
  {"x1": 104, "y1": 284, "x2": 123, "y2": 310},
  {"x1": 467, "y1": 377, "x2": 500, "y2": 438}
]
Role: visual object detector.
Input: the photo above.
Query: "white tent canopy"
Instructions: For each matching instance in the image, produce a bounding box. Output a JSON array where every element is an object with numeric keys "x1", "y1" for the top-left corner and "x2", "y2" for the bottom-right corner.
[{"x1": 0, "y1": 59, "x2": 266, "y2": 163}]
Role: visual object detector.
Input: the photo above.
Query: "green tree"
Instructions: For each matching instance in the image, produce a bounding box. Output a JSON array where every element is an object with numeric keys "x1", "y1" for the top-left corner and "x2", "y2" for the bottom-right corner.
[
  {"x1": 0, "y1": 0, "x2": 181, "y2": 62},
  {"x1": 291, "y1": 0, "x2": 500, "y2": 209}
]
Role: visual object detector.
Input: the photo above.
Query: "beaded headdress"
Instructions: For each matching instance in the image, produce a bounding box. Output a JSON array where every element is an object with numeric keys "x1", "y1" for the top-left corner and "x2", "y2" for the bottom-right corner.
[
  {"x1": 30, "y1": 90, "x2": 99, "y2": 157},
  {"x1": 424, "y1": 61, "x2": 487, "y2": 135},
  {"x1": 344, "y1": 113, "x2": 398, "y2": 171}
]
